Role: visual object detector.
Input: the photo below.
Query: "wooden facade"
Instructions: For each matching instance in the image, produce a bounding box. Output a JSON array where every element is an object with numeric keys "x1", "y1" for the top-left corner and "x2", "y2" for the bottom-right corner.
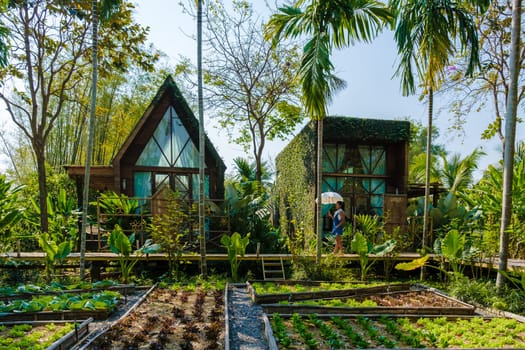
[
  {"x1": 275, "y1": 117, "x2": 410, "y2": 237},
  {"x1": 66, "y1": 76, "x2": 226, "y2": 201}
]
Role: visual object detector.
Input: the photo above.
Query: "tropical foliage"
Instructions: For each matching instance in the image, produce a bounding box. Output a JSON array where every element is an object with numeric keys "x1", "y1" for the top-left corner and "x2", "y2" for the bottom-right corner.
[
  {"x1": 109, "y1": 225, "x2": 160, "y2": 283},
  {"x1": 220, "y1": 231, "x2": 250, "y2": 281},
  {"x1": 0, "y1": 174, "x2": 23, "y2": 250}
]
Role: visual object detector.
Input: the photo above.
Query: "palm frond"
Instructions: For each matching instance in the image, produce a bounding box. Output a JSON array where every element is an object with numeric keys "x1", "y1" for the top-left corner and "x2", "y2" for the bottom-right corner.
[
  {"x1": 99, "y1": 0, "x2": 123, "y2": 21},
  {"x1": 391, "y1": 0, "x2": 480, "y2": 93}
]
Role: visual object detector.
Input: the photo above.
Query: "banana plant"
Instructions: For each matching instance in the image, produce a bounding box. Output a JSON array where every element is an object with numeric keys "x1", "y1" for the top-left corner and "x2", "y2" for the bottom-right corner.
[
  {"x1": 95, "y1": 191, "x2": 140, "y2": 231},
  {"x1": 37, "y1": 232, "x2": 72, "y2": 280},
  {"x1": 434, "y1": 229, "x2": 478, "y2": 280},
  {"x1": 351, "y1": 231, "x2": 396, "y2": 281},
  {"x1": 109, "y1": 225, "x2": 160, "y2": 283},
  {"x1": 0, "y1": 174, "x2": 23, "y2": 242},
  {"x1": 220, "y1": 232, "x2": 250, "y2": 281},
  {"x1": 396, "y1": 229, "x2": 477, "y2": 282},
  {"x1": 28, "y1": 188, "x2": 80, "y2": 244}
]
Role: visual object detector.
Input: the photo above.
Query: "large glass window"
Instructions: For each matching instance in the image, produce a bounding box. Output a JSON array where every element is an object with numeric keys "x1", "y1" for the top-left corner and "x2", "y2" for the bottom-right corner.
[
  {"x1": 322, "y1": 144, "x2": 387, "y2": 222},
  {"x1": 323, "y1": 144, "x2": 385, "y2": 175},
  {"x1": 323, "y1": 177, "x2": 385, "y2": 215},
  {"x1": 134, "y1": 172, "x2": 152, "y2": 199},
  {"x1": 136, "y1": 106, "x2": 201, "y2": 168}
]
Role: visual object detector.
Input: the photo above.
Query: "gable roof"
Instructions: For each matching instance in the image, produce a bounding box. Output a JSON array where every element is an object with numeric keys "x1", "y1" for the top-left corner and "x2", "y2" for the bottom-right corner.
[{"x1": 113, "y1": 75, "x2": 226, "y2": 171}]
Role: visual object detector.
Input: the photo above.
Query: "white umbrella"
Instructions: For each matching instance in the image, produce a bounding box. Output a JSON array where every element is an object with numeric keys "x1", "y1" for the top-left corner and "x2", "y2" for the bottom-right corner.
[{"x1": 320, "y1": 192, "x2": 343, "y2": 204}]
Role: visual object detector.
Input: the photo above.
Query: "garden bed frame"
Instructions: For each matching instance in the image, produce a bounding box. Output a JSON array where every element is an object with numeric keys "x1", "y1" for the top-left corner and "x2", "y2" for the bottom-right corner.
[
  {"x1": 0, "y1": 309, "x2": 112, "y2": 321},
  {"x1": 263, "y1": 313, "x2": 525, "y2": 350},
  {"x1": 261, "y1": 303, "x2": 476, "y2": 316},
  {"x1": 0, "y1": 284, "x2": 136, "y2": 302},
  {"x1": 248, "y1": 281, "x2": 413, "y2": 304},
  {"x1": 254, "y1": 282, "x2": 476, "y2": 316},
  {"x1": 0, "y1": 318, "x2": 92, "y2": 350}
]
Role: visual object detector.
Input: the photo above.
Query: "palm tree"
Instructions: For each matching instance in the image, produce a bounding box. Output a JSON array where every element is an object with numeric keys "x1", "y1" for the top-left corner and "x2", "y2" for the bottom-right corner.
[
  {"x1": 79, "y1": 0, "x2": 122, "y2": 279},
  {"x1": 265, "y1": 0, "x2": 392, "y2": 262},
  {"x1": 232, "y1": 157, "x2": 272, "y2": 197},
  {"x1": 390, "y1": 0, "x2": 485, "y2": 260},
  {"x1": 497, "y1": 0, "x2": 521, "y2": 289},
  {"x1": 197, "y1": 0, "x2": 207, "y2": 277},
  {"x1": 439, "y1": 148, "x2": 485, "y2": 195}
]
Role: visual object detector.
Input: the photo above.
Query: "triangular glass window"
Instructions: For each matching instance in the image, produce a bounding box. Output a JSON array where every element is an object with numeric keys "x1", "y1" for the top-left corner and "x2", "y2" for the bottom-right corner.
[{"x1": 136, "y1": 106, "x2": 201, "y2": 168}]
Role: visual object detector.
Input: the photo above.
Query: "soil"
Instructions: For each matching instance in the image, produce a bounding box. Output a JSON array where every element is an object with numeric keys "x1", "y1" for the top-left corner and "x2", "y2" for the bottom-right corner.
[
  {"x1": 88, "y1": 286, "x2": 225, "y2": 350},
  {"x1": 354, "y1": 290, "x2": 464, "y2": 308}
]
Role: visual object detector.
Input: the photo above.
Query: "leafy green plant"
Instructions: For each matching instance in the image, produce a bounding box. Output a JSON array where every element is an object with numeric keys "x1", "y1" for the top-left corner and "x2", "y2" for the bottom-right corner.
[
  {"x1": 0, "y1": 174, "x2": 23, "y2": 250},
  {"x1": 331, "y1": 316, "x2": 369, "y2": 348},
  {"x1": 271, "y1": 313, "x2": 292, "y2": 348},
  {"x1": 95, "y1": 191, "x2": 140, "y2": 231},
  {"x1": 433, "y1": 229, "x2": 478, "y2": 281},
  {"x1": 284, "y1": 298, "x2": 378, "y2": 308},
  {"x1": 350, "y1": 231, "x2": 396, "y2": 281},
  {"x1": 0, "y1": 291, "x2": 121, "y2": 313},
  {"x1": 28, "y1": 188, "x2": 80, "y2": 244},
  {"x1": 307, "y1": 313, "x2": 344, "y2": 349},
  {"x1": 291, "y1": 313, "x2": 318, "y2": 349},
  {"x1": 220, "y1": 232, "x2": 250, "y2": 281},
  {"x1": 109, "y1": 225, "x2": 160, "y2": 283},
  {"x1": 37, "y1": 232, "x2": 72, "y2": 280},
  {"x1": 354, "y1": 214, "x2": 382, "y2": 243}
]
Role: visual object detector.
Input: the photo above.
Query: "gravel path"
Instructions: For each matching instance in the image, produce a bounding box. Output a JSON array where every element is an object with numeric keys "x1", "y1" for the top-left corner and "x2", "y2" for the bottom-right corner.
[{"x1": 228, "y1": 284, "x2": 268, "y2": 350}]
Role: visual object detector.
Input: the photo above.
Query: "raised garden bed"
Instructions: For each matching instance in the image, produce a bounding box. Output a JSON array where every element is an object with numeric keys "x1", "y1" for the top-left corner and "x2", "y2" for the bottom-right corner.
[
  {"x1": 268, "y1": 313, "x2": 525, "y2": 349},
  {"x1": 0, "y1": 290, "x2": 122, "y2": 321},
  {"x1": 88, "y1": 283, "x2": 225, "y2": 349},
  {"x1": 263, "y1": 289, "x2": 476, "y2": 316},
  {"x1": 248, "y1": 281, "x2": 412, "y2": 304},
  {"x1": 0, "y1": 280, "x2": 135, "y2": 301},
  {"x1": 0, "y1": 318, "x2": 91, "y2": 349}
]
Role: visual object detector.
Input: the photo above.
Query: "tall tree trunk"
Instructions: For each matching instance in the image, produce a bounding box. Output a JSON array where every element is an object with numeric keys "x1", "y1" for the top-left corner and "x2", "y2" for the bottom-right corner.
[
  {"x1": 80, "y1": 0, "x2": 99, "y2": 279},
  {"x1": 197, "y1": 0, "x2": 207, "y2": 277},
  {"x1": 421, "y1": 86, "x2": 433, "y2": 280},
  {"x1": 316, "y1": 118, "x2": 323, "y2": 263},
  {"x1": 496, "y1": 0, "x2": 521, "y2": 289},
  {"x1": 36, "y1": 143, "x2": 49, "y2": 233}
]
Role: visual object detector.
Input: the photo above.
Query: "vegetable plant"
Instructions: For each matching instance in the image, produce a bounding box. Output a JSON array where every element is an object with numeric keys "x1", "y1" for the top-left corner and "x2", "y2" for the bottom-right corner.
[
  {"x1": 220, "y1": 232, "x2": 250, "y2": 281},
  {"x1": 330, "y1": 316, "x2": 369, "y2": 348},
  {"x1": 0, "y1": 322, "x2": 75, "y2": 349},
  {"x1": 271, "y1": 313, "x2": 292, "y2": 348},
  {"x1": 307, "y1": 314, "x2": 344, "y2": 349},
  {"x1": 291, "y1": 313, "x2": 318, "y2": 349},
  {"x1": 0, "y1": 290, "x2": 121, "y2": 313}
]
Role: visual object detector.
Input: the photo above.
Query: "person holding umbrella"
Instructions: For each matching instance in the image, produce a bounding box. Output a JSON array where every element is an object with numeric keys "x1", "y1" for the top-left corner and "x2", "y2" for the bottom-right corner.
[{"x1": 327, "y1": 201, "x2": 346, "y2": 255}]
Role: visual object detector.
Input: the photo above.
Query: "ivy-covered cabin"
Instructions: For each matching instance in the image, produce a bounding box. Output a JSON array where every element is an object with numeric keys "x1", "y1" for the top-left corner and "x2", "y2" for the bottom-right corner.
[
  {"x1": 275, "y1": 116, "x2": 410, "y2": 245},
  {"x1": 66, "y1": 76, "x2": 226, "y2": 247}
]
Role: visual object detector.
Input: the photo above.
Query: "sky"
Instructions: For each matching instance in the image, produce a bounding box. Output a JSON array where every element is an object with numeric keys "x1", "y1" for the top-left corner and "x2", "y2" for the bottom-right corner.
[
  {"x1": 130, "y1": 0, "x2": 521, "y2": 180},
  {"x1": 0, "y1": 0, "x2": 520, "y2": 178}
]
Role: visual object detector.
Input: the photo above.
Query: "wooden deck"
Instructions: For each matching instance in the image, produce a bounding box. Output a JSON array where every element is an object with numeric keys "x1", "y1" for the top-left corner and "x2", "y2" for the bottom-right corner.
[
  {"x1": 1, "y1": 252, "x2": 524, "y2": 271},
  {"x1": 0, "y1": 252, "x2": 424, "y2": 263}
]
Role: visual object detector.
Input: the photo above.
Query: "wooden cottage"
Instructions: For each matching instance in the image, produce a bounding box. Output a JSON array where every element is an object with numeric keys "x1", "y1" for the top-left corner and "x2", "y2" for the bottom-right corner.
[
  {"x1": 275, "y1": 116, "x2": 410, "y2": 247},
  {"x1": 66, "y1": 76, "x2": 227, "y2": 248}
]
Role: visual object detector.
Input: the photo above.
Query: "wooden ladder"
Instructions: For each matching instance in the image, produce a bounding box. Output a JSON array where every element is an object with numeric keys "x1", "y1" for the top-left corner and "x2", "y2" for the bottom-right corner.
[{"x1": 262, "y1": 257, "x2": 286, "y2": 281}]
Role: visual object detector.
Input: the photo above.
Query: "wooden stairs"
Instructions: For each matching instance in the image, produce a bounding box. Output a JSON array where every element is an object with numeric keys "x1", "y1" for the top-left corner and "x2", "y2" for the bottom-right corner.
[{"x1": 262, "y1": 257, "x2": 286, "y2": 281}]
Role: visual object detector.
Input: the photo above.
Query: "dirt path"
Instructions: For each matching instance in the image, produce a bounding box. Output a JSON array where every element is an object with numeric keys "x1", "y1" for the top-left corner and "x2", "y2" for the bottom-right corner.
[{"x1": 228, "y1": 284, "x2": 268, "y2": 350}]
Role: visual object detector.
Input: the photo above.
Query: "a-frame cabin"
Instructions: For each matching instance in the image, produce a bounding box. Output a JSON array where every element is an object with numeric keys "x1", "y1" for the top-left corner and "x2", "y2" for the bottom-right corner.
[{"x1": 66, "y1": 76, "x2": 227, "y2": 249}]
